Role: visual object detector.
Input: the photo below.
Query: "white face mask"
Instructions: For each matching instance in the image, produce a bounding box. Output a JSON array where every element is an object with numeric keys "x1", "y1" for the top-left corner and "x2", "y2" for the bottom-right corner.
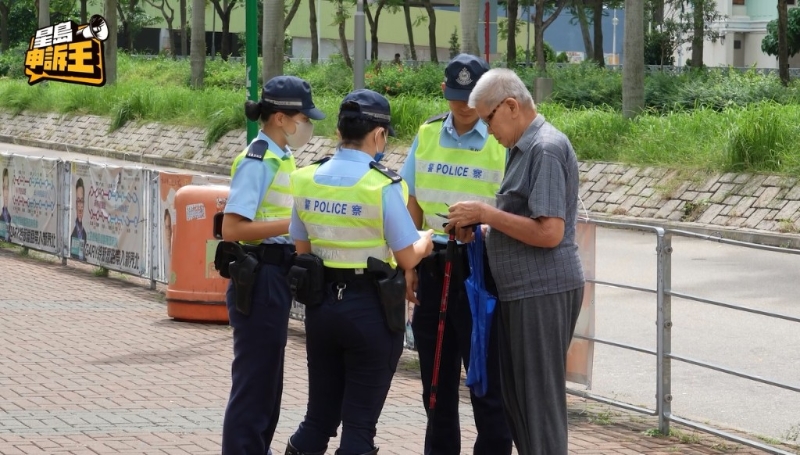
[{"x1": 284, "y1": 119, "x2": 314, "y2": 149}]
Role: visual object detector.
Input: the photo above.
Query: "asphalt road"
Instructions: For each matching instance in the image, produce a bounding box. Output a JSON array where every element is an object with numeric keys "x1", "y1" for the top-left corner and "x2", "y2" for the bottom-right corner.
[
  {"x1": 4, "y1": 141, "x2": 800, "y2": 442},
  {"x1": 586, "y1": 226, "x2": 800, "y2": 441}
]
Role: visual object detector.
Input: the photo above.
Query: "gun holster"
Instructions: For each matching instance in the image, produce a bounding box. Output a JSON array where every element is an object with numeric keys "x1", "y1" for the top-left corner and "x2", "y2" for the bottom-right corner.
[
  {"x1": 367, "y1": 257, "x2": 407, "y2": 334},
  {"x1": 288, "y1": 253, "x2": 325, "y2": 308},
  {"x1": 214, "y1": 241, "x2": 259, "y2": 316}
]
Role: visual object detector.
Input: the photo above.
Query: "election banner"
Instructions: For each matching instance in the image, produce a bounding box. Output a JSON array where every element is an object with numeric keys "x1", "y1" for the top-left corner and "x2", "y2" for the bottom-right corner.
[
  {"x1": 157, "y1": 171, "x2": 229, "y2": 284},
  {"x1": 69, "y1": 162, "x2": 148, "y2": 275},
  {"x1": 566, "y1": 220, "x2": 597, "y2": 388},
  {"x1": 0, "y1": 154, "x2": 60, "y2": 254}
]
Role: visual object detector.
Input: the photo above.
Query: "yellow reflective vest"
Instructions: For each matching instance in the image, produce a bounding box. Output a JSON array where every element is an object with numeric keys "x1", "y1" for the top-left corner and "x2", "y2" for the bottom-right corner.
[
  {"x1": 413, "y1": 121, "x2": 506, "y2": 235},
  {"x1": 231, "y1": 140, "x2": 296, "y2": 245},
  {"x1": 290, "y1": 161, "x2": 409, "y2": 269}
]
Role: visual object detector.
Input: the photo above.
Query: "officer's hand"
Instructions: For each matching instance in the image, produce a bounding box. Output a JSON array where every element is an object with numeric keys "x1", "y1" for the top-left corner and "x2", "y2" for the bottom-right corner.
[
  {"x1": 418, "y1": 229, "x2": 434, "y2": 257},
  {"x1": 405, "y1": 268, "x2": 419, "y2": 305}
]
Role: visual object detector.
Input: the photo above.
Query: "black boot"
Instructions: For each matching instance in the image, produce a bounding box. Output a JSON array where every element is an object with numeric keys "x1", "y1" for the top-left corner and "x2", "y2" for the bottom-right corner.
[
  {"x1": 334, "y1": 447, "x2": 379, "y2": 455},
  {"x1": 285, "y1": 438, "x2": 327, "y2": 455}
]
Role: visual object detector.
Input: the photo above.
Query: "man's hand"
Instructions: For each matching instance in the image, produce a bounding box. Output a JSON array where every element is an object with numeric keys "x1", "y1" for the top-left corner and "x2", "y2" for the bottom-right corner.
[
  {"x1": 405, "y1": 268, "x2": 419, "y2": 305},
  {"x1": 445, "y1": 201, "x2": 491, "y2": 234}
]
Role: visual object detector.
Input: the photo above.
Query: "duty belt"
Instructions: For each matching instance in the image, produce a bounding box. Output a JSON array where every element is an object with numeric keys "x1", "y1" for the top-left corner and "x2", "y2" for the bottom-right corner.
[
  {"x1": 242, "y1": 243, "x2": 295, "y2": 266},
  {"x1": 323, "y1": 266, "x2": 379, "y2": 283}
]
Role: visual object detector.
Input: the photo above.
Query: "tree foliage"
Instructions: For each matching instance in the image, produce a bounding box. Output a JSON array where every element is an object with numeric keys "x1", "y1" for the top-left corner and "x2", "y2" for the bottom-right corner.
[{"x1": 762, "y1": 6, "x2": 800, "y2": 58}]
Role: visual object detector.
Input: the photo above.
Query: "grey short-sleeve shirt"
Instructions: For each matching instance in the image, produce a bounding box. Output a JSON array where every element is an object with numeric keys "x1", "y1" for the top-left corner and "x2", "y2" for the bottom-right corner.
[{"x1": 486, "y1": 114, "x2": 585, "y2": 300}]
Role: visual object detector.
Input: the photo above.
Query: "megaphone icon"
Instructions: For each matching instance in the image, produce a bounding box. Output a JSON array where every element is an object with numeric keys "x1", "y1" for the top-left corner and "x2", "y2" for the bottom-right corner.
[{"x1": 79, "y1": 15, "x2": 109, "y2": 41}]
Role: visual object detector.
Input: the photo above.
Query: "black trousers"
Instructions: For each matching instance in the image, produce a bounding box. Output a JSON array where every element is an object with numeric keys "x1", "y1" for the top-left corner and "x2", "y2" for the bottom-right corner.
[
  {"x1": 290, "y1": 279, "x2": 404, "y2": 455},
  {"x1": 411, "y1": 252, "x2": 513, "y2": 455},
  {"x1": 496, "y1": 289, "x2": 584, "y2": 455},
  {"x1": 221, "y1": 246, "x2": 294, "y2": 455}
]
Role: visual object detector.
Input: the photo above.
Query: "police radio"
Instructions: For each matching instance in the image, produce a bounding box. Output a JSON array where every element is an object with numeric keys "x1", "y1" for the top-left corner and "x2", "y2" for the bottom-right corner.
[{"x1": 78, "y1": 15, "x2": 109, "y2": 41}]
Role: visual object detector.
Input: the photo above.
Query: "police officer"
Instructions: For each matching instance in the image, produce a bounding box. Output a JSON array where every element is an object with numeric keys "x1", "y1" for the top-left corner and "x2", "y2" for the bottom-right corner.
[
  {"x1": 285, "y1": 89, "x2": 434, "y2": 455},
  {"x1": 399, "y1": 54, "x2": 513, "y2": 455},
  {"x1": 220, "y1": 75, "x2": 325, "y2": 455}
]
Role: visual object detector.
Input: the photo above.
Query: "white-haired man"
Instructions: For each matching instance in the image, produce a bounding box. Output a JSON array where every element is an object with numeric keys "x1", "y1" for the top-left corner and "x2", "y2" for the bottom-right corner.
[{"x1": 445, "y1": 68, "x2": 585, "y2": 455}]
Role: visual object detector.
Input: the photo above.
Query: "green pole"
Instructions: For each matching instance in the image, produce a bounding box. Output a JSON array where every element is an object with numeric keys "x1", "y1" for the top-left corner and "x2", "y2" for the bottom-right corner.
[{"x1": 246, "y1": 0, "x2": 258, "y2": 142}]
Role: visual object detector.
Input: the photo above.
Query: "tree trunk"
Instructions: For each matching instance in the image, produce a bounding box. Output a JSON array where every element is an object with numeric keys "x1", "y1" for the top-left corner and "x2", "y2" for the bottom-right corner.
[
  {"x1": 180, "y1": 0, "x2": 187, "y2": 56},
  {"x1": 309, "y1": 0, "x2": 318, "y2": 63},
  {"x1": 169, "y1": 28, "x2": 178, "y2": 59},
  {"x1": 778, "y1": 0, "x2": 789, "y2": 85},
  {"x1": 80, "y1": 0, "x2": 87, "y2": 22},
  {"x1": 39, "y1": 0, "x2": 49, "y2": 27},
  {"x1": 592, "y1": 0, "x2": 604, "y2": 66},
  {"x1": 263, "y1": 0, "x2": 284, "y2": 81},
  {"x1": 372, "y1": 4, "x2": 384, "y2": 61},
  {"x1": 533, "y1": 0, "x2": 566, "y2": 72},
  {"x1": 690, "y1": 0, "x2": 703, "y2": 68},
  {"x1": 104, "y1": 0, "x2": 118, "y2": 84},
  {"x1": 336, "y1": 0, "x2": 352, "y2": 67},
  {"x1": 285, "y1": 0, "x2": 301, "y2": 28},
  {"x1": 422, "y1": 0, "x2": 437, "y2": 62},
  {"x1": 127, "y1": 0, "x2": 136, "y2": 51},
  {"x1": 364, "y1": 2, "x2": 375, "y2": 61},
  {"x1": 622, "y1": 0, "x2": 644, "y2": 118},
  {"x1": 534, "y1": 0, "x2": 545, "y2": 71},
  {"x1": 460, "y1": 0, "x2": 479, "y2": 56},
  {"x1": 507, "y1": 0, "x2": 518, "y2": 67},
  {"x1": 221, "y1": 10, "x2": 231, "y2": 59},
  {"x1": 0, "y1": 2, "x2": 10, "y2": 52},
  {"x1": 575, "y1": 0, "x2": 592, "y2": 57},
  {"x1": 190, "y1": 0, "x2": 205, "y2": 88},
  {"x1": 403, "y1": 0, "x2": 416, "y2": 60}
]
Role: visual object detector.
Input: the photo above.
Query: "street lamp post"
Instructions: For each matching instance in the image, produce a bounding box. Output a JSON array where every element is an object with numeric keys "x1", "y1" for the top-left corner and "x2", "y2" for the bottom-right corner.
[
  {"x1": 317, "y1": 0, "x2": 321, "y2": 59},
  {"x1": 612, "y1": 9, "x2": 619, "y2": 65},
  {"x1": 525, "y1": 5, "x2": 531, "y2": 66},
  {"x1": 354, "y1": 0, "x2": 366, "y2": 89}
]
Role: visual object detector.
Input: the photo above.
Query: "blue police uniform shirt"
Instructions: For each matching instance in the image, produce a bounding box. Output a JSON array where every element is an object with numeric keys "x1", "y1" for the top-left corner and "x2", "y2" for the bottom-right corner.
[
  {"x1": 398, "y1": 114, "x2": 490, "y2": 244},
  {"x1": 224, "y1": 131, "x2": 294, "y2": 245},
  {"x1": 289, "y1": 148, "x2": 421, "y2": 253}
]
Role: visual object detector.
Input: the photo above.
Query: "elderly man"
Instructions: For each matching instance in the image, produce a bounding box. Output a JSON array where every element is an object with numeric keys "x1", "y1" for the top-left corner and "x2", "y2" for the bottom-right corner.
[{"x1": 445, "y1": 68, "x2": 585, "y2": 455}]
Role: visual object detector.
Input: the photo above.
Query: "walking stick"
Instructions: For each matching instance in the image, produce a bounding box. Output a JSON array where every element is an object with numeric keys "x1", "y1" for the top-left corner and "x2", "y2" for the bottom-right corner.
[{"x1": 427, "y1": 225, "x2": 457, "y2": 429}]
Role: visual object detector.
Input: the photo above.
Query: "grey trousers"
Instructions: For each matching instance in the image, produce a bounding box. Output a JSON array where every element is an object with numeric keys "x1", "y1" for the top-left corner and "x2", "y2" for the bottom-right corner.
[{"x1": 496, "y1": 288, "x2": 584, "y2": 455}]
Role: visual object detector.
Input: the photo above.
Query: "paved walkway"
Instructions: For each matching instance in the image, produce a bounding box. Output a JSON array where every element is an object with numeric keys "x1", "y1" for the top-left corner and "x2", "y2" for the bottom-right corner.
[{"x1": 0, "y1": 247, "x2": 794, "y2": 455}]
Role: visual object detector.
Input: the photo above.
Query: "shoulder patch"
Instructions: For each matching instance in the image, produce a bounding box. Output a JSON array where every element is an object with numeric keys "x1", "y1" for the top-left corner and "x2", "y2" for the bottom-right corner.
[
  {"x1": 245, "y1": 140, "x2": 269, "y2": 160},
  {"x1": 312, "y1": 156, "x2": 331, "y2": 166},
  {"x1": 369, "y1": 161, "x2": 403, "y2": 184},
  {"x1": 423, "y1": 112, "x2": 450, "y2": 125}
]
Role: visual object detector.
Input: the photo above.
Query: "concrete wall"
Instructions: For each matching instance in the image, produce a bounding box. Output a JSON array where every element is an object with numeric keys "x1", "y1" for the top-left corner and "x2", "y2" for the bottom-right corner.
[{"x1": 1, "y1": 111, "x2": 798, "y2": 246}]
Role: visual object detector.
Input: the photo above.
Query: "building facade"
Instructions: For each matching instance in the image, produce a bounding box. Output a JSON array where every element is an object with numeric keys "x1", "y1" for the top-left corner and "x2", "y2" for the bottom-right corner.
[{"x1": 669, "y1": 0, "x2": 800, "y2": 68}]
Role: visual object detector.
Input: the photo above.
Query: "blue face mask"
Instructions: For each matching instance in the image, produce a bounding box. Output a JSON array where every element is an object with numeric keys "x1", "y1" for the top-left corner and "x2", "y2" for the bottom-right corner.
[{"x1": 374, "y1": 129, "x2": 387, "y2": 163}]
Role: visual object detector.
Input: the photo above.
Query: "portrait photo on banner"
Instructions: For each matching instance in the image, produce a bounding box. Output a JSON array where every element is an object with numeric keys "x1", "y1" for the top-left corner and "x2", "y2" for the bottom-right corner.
[
  {"x1": 70, "y1": 162, "x2": 147, "y2": 276},
  {"x1": 1, "y1": 154, "x2": 12, "y2": 243},
  {"x1": 1, "y1": 154, "x2": 59, "y2": 253},
  {"x1": 157, "y1": 171, "x2": 230, "y2": 284}
]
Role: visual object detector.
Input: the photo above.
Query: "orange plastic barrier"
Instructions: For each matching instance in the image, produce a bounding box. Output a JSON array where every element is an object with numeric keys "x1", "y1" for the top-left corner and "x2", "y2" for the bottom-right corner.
[{"x1": 166, "y1": 185, "x2": 230, "y2": 324}]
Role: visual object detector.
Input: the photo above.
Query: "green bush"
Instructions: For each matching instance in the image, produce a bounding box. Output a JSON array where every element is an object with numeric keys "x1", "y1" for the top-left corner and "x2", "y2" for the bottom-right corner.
[
  {"x1": 0, "y1": 44, "x2": 30, "y2": 79},
  {"x1": 725, "y1": 102, "x2": 800, "y2": 173}
]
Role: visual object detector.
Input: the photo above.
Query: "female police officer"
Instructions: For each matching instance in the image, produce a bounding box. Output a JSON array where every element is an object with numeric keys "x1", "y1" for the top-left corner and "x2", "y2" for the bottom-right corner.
[
  {"x1": 220, "y1": 75, "x2": 325, "y2": 455},
  {"x1": 285, "y1": 89, "x2": 434, "y2": 455}
]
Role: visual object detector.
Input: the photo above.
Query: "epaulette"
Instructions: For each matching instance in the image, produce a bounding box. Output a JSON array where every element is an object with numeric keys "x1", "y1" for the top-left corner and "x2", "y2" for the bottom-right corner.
[
  {"x1": 313, "y1": 156, "x2": 331, "y2": 166},
  {"x1": 245, "y1": 140, "x2": 269, "y2": 160},
  {"x1": 423, "y1": 112, "x2": 450, "y2": 124},
  {"x1": 369, "y1": 161, "x2": 403, "y2": 184}
]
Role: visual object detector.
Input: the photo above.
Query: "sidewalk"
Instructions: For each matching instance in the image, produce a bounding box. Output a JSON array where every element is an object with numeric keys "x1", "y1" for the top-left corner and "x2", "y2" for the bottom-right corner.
[{"x1": 0, "y1": 247, "x2": 787, "y2": 455}]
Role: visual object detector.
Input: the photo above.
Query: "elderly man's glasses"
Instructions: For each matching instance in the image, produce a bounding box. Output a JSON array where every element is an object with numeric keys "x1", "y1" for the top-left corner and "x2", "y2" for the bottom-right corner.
[{"x1": 482, "y1": 99, "x2": 508, "y2": 127}]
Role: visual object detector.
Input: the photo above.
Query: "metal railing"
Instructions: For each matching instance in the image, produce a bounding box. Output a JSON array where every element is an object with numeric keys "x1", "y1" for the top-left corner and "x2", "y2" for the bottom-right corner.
[{"x1": 568, "y1": 218, "x2": 800, "y2": 455}]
